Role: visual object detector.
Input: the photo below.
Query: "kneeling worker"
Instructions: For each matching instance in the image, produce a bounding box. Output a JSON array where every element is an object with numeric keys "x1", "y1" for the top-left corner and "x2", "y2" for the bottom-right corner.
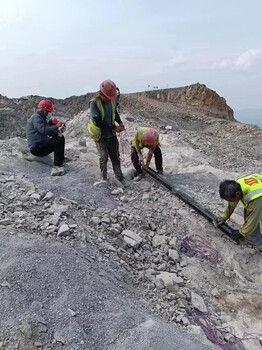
[
  {"x1": 131, "y1": 127, "x2": 163, "y2": 181},
  {"x1": 214, "y1": 173, "x2": 262, "y2": 251},
  {"x1": 26, "y1": 99, "x2": 66, "y2": 176}
]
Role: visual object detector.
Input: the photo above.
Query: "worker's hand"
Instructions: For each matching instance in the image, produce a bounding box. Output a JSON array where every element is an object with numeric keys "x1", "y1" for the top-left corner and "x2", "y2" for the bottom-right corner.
[
  {"x1": 59, "y1": 125, "x2": 66, "y2": 133},
  {"x1": 231, "y1": 230, "x2": 245, "y2": 244},
  {"x1": 141, "y1": 163, "x2": 148, "y2": 171},
  {"x1": 56, "y1": 121, "x2": 63, "y2": 128},
  {"x1": 115, "y1": 124, "x2": 125, "y2": 133},
  {"x1": 212, "y1": 217, "x2": 225, "y2": 228},
  {"x1": 139, "y1": 155, "x2": 144, "y2": 166}
]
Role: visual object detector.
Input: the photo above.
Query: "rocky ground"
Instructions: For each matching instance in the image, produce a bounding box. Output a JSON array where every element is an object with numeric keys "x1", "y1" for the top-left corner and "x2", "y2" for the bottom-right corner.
[{"x1": 0, "y1": 92, "x2": 262, "y2": 350}]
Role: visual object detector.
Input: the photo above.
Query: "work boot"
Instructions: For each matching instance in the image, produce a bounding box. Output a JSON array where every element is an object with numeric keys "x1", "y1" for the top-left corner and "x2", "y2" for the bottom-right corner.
[
  {"x1": 157, "y1": 170, "x2": 163, "y2": 175},
  {"x1": 51, "y1": 166, "x2": 65, "y2": 176},
  {"x1": 134, "y1": 173, "x2": 143, "y2": 181}
]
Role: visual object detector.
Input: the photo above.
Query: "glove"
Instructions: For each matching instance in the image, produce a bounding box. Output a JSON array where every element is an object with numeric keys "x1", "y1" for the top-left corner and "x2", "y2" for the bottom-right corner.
[
  {"x1": 231, "y1": 230, "x2": 245, "y2": 244},
  {"x1": 213, "y1": 217, "x2": 225, "y2": 228}
]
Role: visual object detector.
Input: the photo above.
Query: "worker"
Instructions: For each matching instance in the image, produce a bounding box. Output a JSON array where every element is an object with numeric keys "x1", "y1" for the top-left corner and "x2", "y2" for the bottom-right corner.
[
  {"x1": 88, "y1": 79, "x2": 125, "y2": 182},
  {"x1": 26, "y1": 99, "x2": 66, "y2": 176},
  {"x1": 214, "y1": 174, "x2": 262, "y2": 251},
  {"x1": 131, "y1": 127, "x2": 163, "y2": 181}
]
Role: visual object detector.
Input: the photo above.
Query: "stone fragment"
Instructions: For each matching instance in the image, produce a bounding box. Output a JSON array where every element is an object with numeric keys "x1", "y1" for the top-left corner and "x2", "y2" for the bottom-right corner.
[
  {"x1": 0, "y1": 219, "x2": 12, "y2": 226},
  {"x1": 152, "y1": 234, "x2": 167, "y2": 247},
  {"x1": 68, "y1": 308, "x2": 77, "y2": 317},
  {"x1": 168, "y1": 249, "x2": 180, "y2": 262},
  {"x1": 121, "y1": 229, "x2": 142, "y2": 248},
  {"x1": 91, "y1": 216, "x2": 101, "y2": 225},
  {"x1": 57, "y1": 224, "x2": 70, "y2": 237},
  {"x1": 43, "y1": 191, "x2": 54, "y2": 201},
  {"x1": 30, "y1": 193, "x2": 41, "y2": 201},
  {"x1": 169, "y1": 237, "x2": 177, "y2": 247},
  {"x1": 54, "y1": 331, "x2": 66, "y2": 344},
  {"x1": 48, "y1": 204, "x2": 68, "y2": 216},
  {"x1": 191, "y1": 291, "x2": 208, "y2": 313},
  {"x1": 19, "y1": 321, "x2": 33, "y2": 338}
]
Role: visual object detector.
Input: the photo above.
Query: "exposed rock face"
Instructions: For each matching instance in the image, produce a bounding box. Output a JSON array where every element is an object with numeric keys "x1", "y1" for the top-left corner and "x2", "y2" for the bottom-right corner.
[{"x1": 132, "y1": 83, "x2": 234, "y2": 121}]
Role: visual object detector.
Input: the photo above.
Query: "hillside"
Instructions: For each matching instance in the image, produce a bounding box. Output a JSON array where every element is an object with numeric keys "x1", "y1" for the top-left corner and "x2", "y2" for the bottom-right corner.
[{"x1": 0, "y1": 83, "x2": 234, "y2": 139}]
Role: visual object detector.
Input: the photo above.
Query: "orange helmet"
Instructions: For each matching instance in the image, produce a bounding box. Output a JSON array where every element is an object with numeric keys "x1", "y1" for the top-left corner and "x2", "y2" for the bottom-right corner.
[
  {"x1": 144, "y1": 128, "x2": 159, "y2": 146},
  {"x1": 100, "y1": 80, "x2": 117, "y2": 100},
  {"x1": 38, "y1": 99, "x2": 54, "y2": 112}
]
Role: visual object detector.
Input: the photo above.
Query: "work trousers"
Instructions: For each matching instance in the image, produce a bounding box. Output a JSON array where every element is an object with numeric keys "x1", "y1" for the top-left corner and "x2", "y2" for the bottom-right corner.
[
  {"x1": 30, "y1": 135, "x2": 65, "y2": 167},
  {"x1": 244, "y1": 207, "x2": 262, "y2": 246},
  {"x1": 95, "y1": 136, "x2": 123, "y2": 180},
  {"x1": 131, "y1": 145, "x2": 163, "y2": 174}
]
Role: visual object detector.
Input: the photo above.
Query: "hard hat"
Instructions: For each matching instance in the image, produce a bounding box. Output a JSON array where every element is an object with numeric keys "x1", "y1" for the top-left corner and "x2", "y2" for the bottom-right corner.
[
  {"x1": 37, "y1": 99, "x2": 54, "y2": 112},
  {"x1": 100, "y1": 80, "x2": 117, "y2": 100},
  {"x1": 144, "y1": 128, "x2": 159, "y2": 146}
]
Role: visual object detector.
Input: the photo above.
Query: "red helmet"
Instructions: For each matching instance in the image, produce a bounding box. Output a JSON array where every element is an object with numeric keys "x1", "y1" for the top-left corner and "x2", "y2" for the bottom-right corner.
[
  {"x1": 144, "y1": 128, "x2": 159, "y2": 146},
  {"x1": 38, "y1": 99, "x2": 54, "y2": 112},
  {"x1": 100, "y1": 80, "x2": 117, "y2": 100}
]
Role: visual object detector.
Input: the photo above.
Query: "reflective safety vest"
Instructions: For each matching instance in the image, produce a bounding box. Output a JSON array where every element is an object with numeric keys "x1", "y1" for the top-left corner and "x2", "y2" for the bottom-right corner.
[
  {"x1": 131, "y1": 127, "x2": 159, "y2": 148},
  {"x1": 236, "y1": 174, "x2": 262, "y2": 207},
  {"x1": 87, "y1": 98, "x2": 115, "y2": 141}
]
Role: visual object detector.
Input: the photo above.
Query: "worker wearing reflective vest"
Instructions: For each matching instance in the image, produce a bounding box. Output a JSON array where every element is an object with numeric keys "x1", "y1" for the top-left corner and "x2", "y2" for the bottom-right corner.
[
  {"x1": 215, "y1": 174, "x2": 262, "y2": 250},
  {"x1": 89, "y1": 80, "x2": 125, "y2": 182},
  {"x1": 131, "y1": 127, "x2": 163, "y2": 181}
]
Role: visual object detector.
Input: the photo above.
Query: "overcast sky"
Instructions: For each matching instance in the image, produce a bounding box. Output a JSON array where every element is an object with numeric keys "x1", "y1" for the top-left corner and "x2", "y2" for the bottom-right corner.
[{"x1": 0, "y1": 0, "x2": 261, "y2": 113}]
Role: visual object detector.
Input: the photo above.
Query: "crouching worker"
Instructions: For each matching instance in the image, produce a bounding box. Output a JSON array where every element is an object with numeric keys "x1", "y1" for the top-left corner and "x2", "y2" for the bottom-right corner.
[
  {"x1": 26, "y1": 99, "x2": 66, "y2": 176},
  {"x1": 88, "y1": 80, "x2": 125, "y2": 182},
  {"x1": 131, "y1": 127, "x2": 163, "y2": 181},
  {"x1": 214, "y1": 174, "x2": 262, "y2": 251}
]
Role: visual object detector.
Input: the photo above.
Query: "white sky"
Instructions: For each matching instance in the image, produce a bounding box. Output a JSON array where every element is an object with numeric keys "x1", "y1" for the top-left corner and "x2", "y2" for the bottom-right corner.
[{"x1": 0, "y1": 0, "x2": 261, "y2": 112}]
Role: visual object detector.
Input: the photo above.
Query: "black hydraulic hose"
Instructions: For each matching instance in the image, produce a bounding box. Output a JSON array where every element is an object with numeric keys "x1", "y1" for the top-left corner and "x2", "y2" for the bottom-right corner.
[{"x1": 146, "y1": 167, "x2": 235, "y2": 241}]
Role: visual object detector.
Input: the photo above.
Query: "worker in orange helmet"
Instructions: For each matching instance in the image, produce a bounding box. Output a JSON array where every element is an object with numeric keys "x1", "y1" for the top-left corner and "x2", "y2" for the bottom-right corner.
[
  {"x1": 89, "y1": 80, "x2": 125, "y2": 182},
  {"x1": 131, "y1": 127, "x2": 163, "y2": 181}
]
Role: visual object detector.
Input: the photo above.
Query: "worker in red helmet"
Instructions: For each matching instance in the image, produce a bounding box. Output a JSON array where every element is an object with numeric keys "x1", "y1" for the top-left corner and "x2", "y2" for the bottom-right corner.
[
  {"x1": 26, "y1": 99, "x2": 67, "y2": 176},
  {"x1": 131, "y1": 127, "x2": 163, "y2": 181},
  {"x1": 88, "y1": 80, "x2": 125, "y2": 183}
]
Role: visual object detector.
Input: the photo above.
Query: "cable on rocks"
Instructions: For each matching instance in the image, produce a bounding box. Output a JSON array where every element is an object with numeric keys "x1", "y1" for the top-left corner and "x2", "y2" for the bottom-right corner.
[{"x1": 180, "y1": 234, "x2": 222, "y2": 266}]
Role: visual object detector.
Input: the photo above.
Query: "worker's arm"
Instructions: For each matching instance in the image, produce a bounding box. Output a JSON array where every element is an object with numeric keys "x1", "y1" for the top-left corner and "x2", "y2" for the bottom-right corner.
[
  {"x1": 146, "y1": 145, "x2": 157, "y2": 167},
  {"x1": 220, "y1": 201, "x2": 238, "y2": 221},
  {"x1": 134, "y1": 132, "x2": 144, "y2": 164},
  {"x1": 32, "y1": 115, "x2": 58, "y2": 137},
  {"x1": 115, "y1": 109, "x2": 125, "y2": 132},
  {"x1": 90, "y1": 101, "x2": 104, "y2": 128},
  {"x1": 240, "y1": 199, "x2": 262, "y2": 236}
]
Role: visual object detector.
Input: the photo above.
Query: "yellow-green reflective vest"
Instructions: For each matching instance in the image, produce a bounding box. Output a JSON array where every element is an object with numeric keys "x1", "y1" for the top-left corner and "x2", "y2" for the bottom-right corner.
[
  {"x1": 236, "y1": 173, "x2": 262, "y2": 207},
  {"x1": 87, "y1": 98, "x2": 115, "y2": 141}
]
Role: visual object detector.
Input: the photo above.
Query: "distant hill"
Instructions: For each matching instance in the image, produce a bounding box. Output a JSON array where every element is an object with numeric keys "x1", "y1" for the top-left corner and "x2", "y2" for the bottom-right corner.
[{"x1": 235, "y1": 108, "x2": 262, "y2": 128}]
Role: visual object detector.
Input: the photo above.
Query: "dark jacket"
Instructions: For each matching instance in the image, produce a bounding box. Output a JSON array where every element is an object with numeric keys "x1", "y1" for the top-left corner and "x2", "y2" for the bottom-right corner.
[
  {"x1": 89, "y1": 98, "x2": 123, "y2": 139},
  {"x1": 26, "y1": 110, "x2": 59, "y2": 151}
]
